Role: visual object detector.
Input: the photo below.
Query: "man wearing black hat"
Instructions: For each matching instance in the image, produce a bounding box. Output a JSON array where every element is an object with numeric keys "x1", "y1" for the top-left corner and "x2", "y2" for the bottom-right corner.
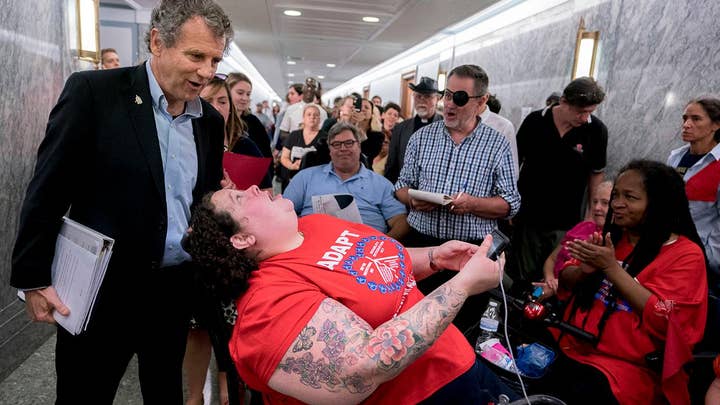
[{"x1": 384, "y1": 76, "x2": 443, "y2": 183}]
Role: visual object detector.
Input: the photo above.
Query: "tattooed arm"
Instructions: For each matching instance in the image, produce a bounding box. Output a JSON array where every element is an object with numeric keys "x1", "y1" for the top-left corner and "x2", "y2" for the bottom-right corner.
[{"x1": 267, "y1": 235, "x2": 501, "y2": 404}]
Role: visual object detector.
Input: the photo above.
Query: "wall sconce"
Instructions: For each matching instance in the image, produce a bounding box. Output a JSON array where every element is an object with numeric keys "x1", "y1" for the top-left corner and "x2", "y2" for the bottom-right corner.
[
  {"x1": 571, "y1": 17, "x2": 599, "y2": 79},
  {"x1": 76, "y1": 0, "x2": 100, "y2": 63},
  {"x1": 437, "y1": 71, "x2": 447, "y2": 91}
]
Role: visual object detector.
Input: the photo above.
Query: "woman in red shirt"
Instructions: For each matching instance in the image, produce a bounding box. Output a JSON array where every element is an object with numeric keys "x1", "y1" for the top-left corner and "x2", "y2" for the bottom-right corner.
[
  {"x1": 547, "y1": 160, "x2": 708, "y2": 404},
  {"x1": 183, "y1": 186, "x2": 515, "y2": 404}
]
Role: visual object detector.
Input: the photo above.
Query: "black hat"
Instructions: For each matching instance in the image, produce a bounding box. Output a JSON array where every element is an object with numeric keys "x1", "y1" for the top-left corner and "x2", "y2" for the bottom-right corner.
[{"x1": 408, "y1": 77, "x2": 441, "y2": 95}]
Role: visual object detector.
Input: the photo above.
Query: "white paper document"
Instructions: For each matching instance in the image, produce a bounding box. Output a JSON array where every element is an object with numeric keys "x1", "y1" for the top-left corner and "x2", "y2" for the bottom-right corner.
[
  {"x1": 408, "y1": 189, "x2": 453, "y2": 206},
  {"x1": 290, "y1": 145, "x2": 316, "y2": 161},
  {"x1": 311, "y1": 194, "x2": 363, "y2": 224},
  {"x1": 18, "y1": 217, "x2": 114, "y2": 335}
]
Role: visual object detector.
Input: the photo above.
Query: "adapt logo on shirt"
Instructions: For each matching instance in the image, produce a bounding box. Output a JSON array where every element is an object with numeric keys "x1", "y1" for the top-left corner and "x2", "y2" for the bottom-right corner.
[
  {"x1": 316, "y1": 229, "x2": 409, "y2": 295},
  {"x1": 317, "y1": 230, "x2": 361, "y2": 270}
]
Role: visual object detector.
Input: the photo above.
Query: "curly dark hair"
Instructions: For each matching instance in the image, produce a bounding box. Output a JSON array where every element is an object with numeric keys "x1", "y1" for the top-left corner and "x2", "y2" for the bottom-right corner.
[
  {"x1": 569, "y1": 160, "x2": 704, "y2": 342},
  {"x1": 182, "y1": 193, "x2": 258, "y2": 301}
]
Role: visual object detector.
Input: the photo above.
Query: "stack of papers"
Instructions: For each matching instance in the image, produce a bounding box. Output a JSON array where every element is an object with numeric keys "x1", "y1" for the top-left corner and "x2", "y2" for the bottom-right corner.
[
  {"x1": 19, "y1": 217, "x2": 114, "y2": 335},
  {"x1": 311, "y1": 194, "x2": 363, "y2": 224},
  {"x1": 290, "y1": 145, "x2": 316, "y2": 161}
]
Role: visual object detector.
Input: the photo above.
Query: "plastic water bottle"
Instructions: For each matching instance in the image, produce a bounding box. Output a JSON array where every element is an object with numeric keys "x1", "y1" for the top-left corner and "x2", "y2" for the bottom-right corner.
[{"x1": 475, "y1": 300, "x2": 500, "y2": 353}]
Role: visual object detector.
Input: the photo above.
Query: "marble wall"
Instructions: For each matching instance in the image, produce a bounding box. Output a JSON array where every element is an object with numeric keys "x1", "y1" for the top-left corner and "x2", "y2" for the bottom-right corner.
[
  {"x1": 0, "y1": 0, "x2": 81, "y2": 381},
  {"x1": 452, "y1": 0, "x2": 720, "y2": 176}
]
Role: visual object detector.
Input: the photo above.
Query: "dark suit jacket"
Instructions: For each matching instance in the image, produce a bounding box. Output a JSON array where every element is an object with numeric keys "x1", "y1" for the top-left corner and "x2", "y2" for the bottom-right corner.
[
  {"x1": 11, "y1": 63, "x2": 224, "y2": 293},
  {"x1": 384, "y1": 113, "x2": 443, "y2": 183}
]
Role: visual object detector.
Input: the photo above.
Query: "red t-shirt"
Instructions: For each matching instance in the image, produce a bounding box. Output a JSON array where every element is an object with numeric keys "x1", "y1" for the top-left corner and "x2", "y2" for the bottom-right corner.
[
  {"x1": 557, "y1": 236, "x2": 707, "y2": 404},
  {"x1": 230, "y1": 214, "x2": 475, "y2": 404}
]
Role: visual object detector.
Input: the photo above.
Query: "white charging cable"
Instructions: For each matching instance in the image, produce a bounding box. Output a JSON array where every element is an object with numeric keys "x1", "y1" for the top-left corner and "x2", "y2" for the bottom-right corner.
[{"x1": 498, "y1": 263, "x2": 531, "y2": 404}]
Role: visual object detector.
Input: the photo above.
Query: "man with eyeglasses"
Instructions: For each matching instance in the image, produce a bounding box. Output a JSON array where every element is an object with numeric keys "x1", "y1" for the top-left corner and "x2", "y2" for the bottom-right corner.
[
  {"x1": 284, "y1": 122, "x2": 409, "y2": 241},
  {"x1": 507, "y1": 77, "x2": 607, "y2": 283},
  {"x1": 384, "y1": 76, "x2": 444, "y2": 183},
  {"x1": 394, "y1": 64, "x2": 519, "y2": 330}
]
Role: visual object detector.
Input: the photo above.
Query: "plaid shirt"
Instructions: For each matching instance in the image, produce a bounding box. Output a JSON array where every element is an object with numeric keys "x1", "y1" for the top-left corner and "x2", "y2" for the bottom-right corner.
[{"x1": 395, "y1": 119, "x2": 520, "y2": 240}]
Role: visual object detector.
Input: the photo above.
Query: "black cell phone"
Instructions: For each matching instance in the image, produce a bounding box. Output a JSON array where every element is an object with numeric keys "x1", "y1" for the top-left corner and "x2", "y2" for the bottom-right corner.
[
  {"x1": 354, "y1": 97, "x2": 363, "y2": 112},
  {"x1": 487, "y1": 228, "x2": 509, "y2": 261}
]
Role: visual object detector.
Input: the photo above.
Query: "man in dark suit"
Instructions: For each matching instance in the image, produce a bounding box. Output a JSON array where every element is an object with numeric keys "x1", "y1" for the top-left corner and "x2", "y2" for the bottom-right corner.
[
  {"x1": 10, "y1": 1, "x2": 232, "y2": 403},
  {"x1": 384, "y1": 77, "x2": 443, "y2": 183}
]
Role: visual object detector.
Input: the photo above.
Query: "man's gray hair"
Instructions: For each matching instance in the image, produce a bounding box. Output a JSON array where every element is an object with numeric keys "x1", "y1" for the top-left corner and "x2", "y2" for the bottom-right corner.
[
  {"x1": 144, "y1": 0, "x2": 234, "y2": 53},
  {"x1": 448, "y1": 64, "x2": 489, "y2": 97},
  {"x1": 328, "y1": 122, "x2": 362, "y2": 143}
]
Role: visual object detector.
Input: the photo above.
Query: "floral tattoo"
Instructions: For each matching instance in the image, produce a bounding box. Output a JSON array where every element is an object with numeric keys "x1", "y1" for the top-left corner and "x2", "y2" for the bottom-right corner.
[{"x1": 277, "y1": 283, "x2": 467, "y2": 396}]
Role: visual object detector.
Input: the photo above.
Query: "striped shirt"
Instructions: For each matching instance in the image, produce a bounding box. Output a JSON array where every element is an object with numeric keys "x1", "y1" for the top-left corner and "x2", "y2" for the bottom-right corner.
[{"x1": 395, "y1": 119, "x2": 520, "y2": 240}]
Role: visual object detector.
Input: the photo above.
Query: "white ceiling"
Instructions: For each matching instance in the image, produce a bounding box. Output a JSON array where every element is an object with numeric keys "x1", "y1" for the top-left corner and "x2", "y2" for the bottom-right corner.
[{"x1": 102, "y1": 0, "x2": 500, "y2": 95}]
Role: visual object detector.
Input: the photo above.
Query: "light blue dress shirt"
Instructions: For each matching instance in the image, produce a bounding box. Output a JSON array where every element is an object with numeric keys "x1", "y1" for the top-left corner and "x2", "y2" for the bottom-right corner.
[
  {"x1": 668, "y1": 142, "x2": 720, "y2": 279},
  {"x1": 283, "y1": 163, "x2": 406, "y2": 233},
  {"x1": 146, "y1": 61, "x2": 201, "y2": 267}
]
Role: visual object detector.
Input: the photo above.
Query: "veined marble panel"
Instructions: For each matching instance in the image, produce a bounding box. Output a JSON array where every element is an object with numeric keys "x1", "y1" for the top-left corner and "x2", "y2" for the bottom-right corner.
[
  {"x1": 600, "y1": 0, "x2": 720, "y2": 172},
  {"x1": 0, "y1": 0, "x2": 73, "y2": 304},
  {"x1": 448, "y1": 0, "x2": 720, "y2": 176},
  {"x1": 0, "y1": 0, "x2": 77, "y2": 380}
]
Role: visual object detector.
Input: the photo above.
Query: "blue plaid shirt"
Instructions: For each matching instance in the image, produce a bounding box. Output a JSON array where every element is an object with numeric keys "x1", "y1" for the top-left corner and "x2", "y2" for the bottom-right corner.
[{"x1": 395, "y1": 119, "x2": 520, "y2": 240}]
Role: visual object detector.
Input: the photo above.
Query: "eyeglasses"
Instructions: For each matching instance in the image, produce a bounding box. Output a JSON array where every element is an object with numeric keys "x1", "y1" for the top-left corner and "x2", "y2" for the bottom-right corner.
[
  {"x1": 214, "y1": 73, "x2": 228, "y2": 81},
  {"x1": 443, "y1": 89, "x2": 484, "y2": 107},
  {"x1": 329, "y1": 139, "x2": 358, "y2": 149}
]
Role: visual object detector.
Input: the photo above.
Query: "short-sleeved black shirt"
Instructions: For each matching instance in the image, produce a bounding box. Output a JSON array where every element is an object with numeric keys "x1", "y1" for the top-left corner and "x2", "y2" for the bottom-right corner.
[
  {"x1": 279, "y1": 129, "x2": 328, "y2": 182},
  {"x1": 516, "y1": 106, "x2": 608, "y2": 229}
]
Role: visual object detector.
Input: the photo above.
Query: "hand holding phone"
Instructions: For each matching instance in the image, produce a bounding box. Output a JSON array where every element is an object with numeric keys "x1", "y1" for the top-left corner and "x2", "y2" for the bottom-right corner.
[{"x1": 486, "y1": 228, "x2": 509, "y2": 261}]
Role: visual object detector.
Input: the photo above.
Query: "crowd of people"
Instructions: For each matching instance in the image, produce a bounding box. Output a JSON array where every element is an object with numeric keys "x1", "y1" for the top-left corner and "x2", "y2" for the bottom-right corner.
[{"x1": 9, "y1": 0, "x2": 719, "y2": 404}]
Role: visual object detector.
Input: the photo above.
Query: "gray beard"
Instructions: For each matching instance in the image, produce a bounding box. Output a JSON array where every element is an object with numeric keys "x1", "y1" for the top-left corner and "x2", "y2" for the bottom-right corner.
[{"x1": 416, "y1": 109, "x2": 433, "y2": 119}]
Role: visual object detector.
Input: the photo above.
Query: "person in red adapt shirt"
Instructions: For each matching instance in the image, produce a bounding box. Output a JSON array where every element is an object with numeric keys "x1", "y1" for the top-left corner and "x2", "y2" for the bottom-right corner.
[
  {"x1": 183, "y1": 186, "x2": 516, "y2": 404},
  {"x1": 545, "y1": 160, "x2": 708, "y2": 404}
]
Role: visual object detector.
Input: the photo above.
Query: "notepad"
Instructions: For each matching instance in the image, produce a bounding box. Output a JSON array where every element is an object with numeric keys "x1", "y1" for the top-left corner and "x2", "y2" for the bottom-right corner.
[
  {"x1": 408, "y1": 189, "x2": 453, "y2": 206},
  {"x1": 311, "y1": 194, "x2": 363, "y2": 224},
  {"x1": 18, "y1": 217, "x2": 114, "y2": 335}
]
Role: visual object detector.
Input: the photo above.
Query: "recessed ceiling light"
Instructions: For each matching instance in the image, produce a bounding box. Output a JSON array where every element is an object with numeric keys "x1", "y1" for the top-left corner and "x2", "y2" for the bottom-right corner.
[
  {"x1": 284, "y1": 10, "x2": 302, "y2": 17},
  {"x1": 362, "y1": 16, "x2": 380, "y2": 23},
  {"x1": 287, "y1": 73, "x2": 295, "y2": 77},
  {"x1": 326, "y1": 63, "x2": 336, "y2": 68},
  {"x1": 317, "y1": 75, "x2": 325, "y2": 79},
  {"x1": 286, "y1": 60, "x2": 296, "y2": 65}
]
